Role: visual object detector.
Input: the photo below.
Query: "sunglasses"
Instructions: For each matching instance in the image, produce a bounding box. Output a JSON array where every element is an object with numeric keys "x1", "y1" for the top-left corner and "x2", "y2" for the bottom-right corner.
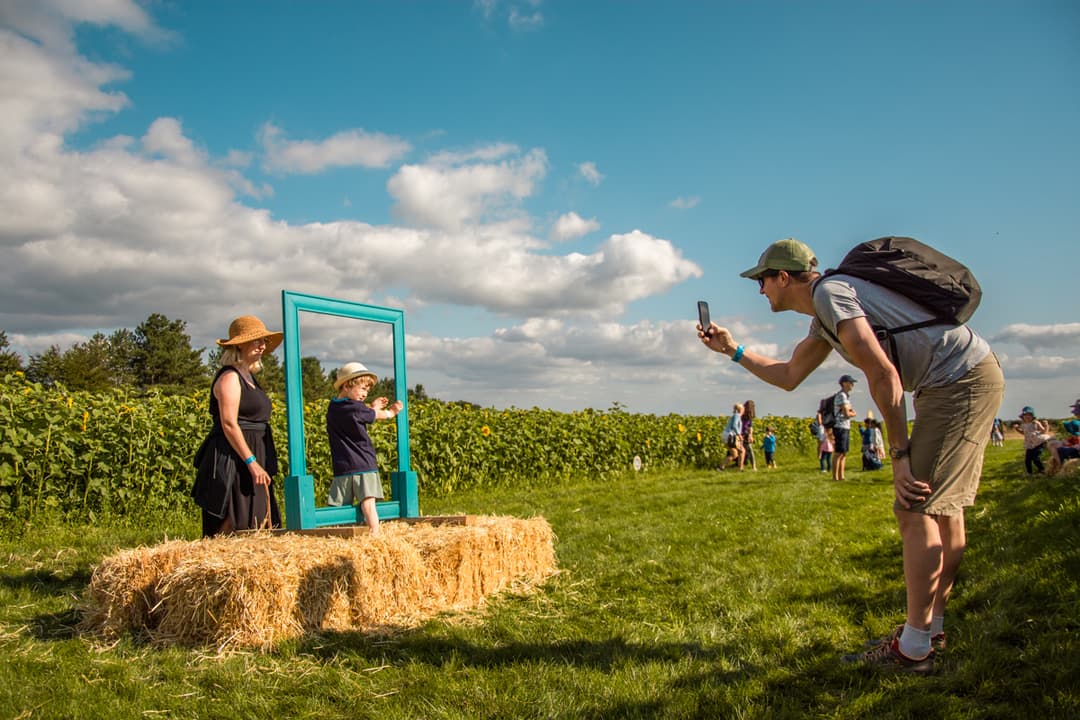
[{"x1": 756, "y1": 270, "x2": 781, "y2": 289}]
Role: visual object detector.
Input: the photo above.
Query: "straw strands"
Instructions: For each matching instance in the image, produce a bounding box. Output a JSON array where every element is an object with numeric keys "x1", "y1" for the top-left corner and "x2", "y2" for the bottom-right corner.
[{"x1": 79, "y1": 515, "x2": 556, "y2": 650}]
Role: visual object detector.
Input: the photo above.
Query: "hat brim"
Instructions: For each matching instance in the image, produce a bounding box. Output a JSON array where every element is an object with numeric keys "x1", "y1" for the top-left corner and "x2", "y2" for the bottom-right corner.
[
  {"x1": 739, "y1": 259, "x2": 815, "y2": 279},
  {"x1": 334, "y1": 371, "x2": 378, "y2": 390},
  {"x1": 216, "y1": 331, "x2": 284, "y2": 354},
  {"x1": 739, "y1": 263, "x2": 770, "y2": 279}
]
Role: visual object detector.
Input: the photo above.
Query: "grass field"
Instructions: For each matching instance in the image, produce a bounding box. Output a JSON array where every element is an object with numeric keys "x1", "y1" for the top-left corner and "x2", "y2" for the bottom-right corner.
[{"x1": 0, "y1": 440, "x2": 1077, "y2": 719}]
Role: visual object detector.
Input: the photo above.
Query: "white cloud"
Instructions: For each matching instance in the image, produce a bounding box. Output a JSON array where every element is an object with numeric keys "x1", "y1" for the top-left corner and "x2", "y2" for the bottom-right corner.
[
  {"x1": 669, "y1": 195, "x2": 700, "y2": 209},
  {"x1": 474, "y1": 0, "x2": 543, "y2": 31},
  {"x1": 990, "y1": 322, "x2": 1080, "y2": 352},
  {"x1": 0, "y1": 0, "x2": 167, "y2": 54},
  {"x1": 509, "y1": 9, "x2": 543, "y2": 30},
  {"x1": 550, "y1": 211, "x2": 599, "y2": 242},
  {"x1": 388, "y1": 146, "x2": 547, "y2": 230},
  {"x1": 259, "y1": 122, "x2": 411, "y2": 174},
  {"x1": 578, "y1": 161, "x2": 603, "y2": 186},
  {"x1": 0, "y1": 12, "x2": 702, "y2": 357}
]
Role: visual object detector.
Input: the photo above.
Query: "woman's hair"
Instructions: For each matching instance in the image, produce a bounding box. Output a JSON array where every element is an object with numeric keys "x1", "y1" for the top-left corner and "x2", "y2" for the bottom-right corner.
[
  {"x1": 219, "y1": 346, "x2": 262, "y2": 373},
  {"x1": 743, "y1": 400, "x2": 756, "y2": 419},
  {"x1": 733, "y1": 403, "x2": 744, "y2": 414}
]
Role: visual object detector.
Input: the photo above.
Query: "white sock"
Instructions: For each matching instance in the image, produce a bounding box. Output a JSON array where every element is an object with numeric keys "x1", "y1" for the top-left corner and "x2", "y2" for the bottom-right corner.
[
  {"x1": 898, "y1": 623, "x2": 933, "y2": 659},
  {"x1": 930, "y1": 615, "x2": 945, "y2": 637}
]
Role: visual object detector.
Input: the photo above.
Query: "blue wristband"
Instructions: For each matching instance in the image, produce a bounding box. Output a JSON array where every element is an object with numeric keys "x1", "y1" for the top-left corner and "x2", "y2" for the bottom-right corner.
[
  {"x1": 731, "y1": 345, "x2": 745, "y2": 363},
  {"x1": 244, "y1": 455, "x2": 256, "y2": 465}
]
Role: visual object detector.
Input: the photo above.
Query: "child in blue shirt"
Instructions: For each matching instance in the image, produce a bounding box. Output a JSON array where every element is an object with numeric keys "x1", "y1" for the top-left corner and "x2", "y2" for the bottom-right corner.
[
  {"x1": 326, "y1": 362, "x2": 403, "y2": 535},
  {"x1": 762, "y1": 427, "x2": 777, "y2": 468}
]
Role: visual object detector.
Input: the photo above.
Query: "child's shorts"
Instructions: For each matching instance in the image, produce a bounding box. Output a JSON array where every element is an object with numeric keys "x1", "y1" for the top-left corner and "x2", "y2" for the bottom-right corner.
[{"x1": 328, "y1": 471, "x2": 384, "y2": 506}]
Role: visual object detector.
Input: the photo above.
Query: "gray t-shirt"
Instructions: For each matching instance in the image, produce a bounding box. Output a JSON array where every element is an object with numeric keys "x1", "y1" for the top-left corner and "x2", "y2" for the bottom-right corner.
[
  {"x1": 834, "y1": 390, "x2": 852, "y2": 429},
  {"x1": 810, "y1": 274, "x2": 991, "y2": 392}
]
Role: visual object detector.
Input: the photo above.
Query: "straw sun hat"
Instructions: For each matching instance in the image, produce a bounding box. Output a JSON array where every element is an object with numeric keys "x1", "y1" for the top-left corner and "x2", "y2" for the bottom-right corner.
[
  {"x1": 216, "y1": 315, "x2": 283, "y2": 353},
  {"x1": 334, "y1": 362, "x2": 378, "y2": 390}
]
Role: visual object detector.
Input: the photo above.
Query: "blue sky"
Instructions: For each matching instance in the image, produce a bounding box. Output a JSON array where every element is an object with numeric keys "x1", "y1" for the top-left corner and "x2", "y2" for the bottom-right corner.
[{"x1": 1, "y1": 0, "x2": 1078, "y2": 419}]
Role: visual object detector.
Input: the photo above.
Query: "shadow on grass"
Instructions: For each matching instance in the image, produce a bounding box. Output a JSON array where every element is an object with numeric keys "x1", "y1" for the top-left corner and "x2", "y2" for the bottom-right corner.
[
  {"x1": 0, "y1": 568, "x2": 91, "y2": 642},
  {"x1": 299, "y1": 631, "x2": 724, "y2": 671}
]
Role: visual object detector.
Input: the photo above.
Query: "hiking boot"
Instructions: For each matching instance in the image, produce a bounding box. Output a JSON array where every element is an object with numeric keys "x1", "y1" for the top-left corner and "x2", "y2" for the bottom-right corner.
[
  {"x1": 842, "y1": 637, "x2": 935, "y2": 675},
  {"x1": 866, "y1": 624, "x2": 947, "y2": 653}
]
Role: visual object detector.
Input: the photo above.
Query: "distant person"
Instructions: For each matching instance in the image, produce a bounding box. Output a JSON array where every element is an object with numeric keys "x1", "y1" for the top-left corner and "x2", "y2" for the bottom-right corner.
[
  {"x1": 741, "y1": 400, "x2": 757, "y2": 470},
  {"x1": 990, "y1": 418, "x2": 1005, "y2": 447},
  {"x1": 697, "y1": 237, "x2": 1004, "y2": 674},
  {"x1": 1047, "y1": 400, "x2": 1080, "y2": 475},
  {"x1": 832, "y1": 375, "x2": 858, "y2": 481},
  {"x1": 721, "y1": 403, "x2": 744, "y2": 470},
  {"x1": 1012, "y1": 406, "x2": 1050, "y2": 475},
  {"x1": 192, "y1": 316, "x2": 283, "y2": 537},
  {"x1": 818, "y1": 426, "x2": 834, "y2": 474},
  {"x1": 860, "y1": 416, "x2": 885, "y2": 470},
  {"x1": 326, "y1": 362, "x2": 403, "y2": 536},
  {"x1": 762, "y1": 426, "x2": 778, "y2": 468}
]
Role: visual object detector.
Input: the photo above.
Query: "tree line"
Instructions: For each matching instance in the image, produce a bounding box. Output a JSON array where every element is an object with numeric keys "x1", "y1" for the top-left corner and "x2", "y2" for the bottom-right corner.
[{"x1": 0, "y1": 314, "x2": 428, "y2": 403}]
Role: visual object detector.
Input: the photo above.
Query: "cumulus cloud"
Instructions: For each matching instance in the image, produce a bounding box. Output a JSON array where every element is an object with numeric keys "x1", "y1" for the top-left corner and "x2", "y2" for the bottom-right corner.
[
  {"x1": 0, "y1": 3, "x2": 756, "y2": 415},
  {"x1": 259, "y1": 122, "x2": 411, "y2": 174},
  {"x1": 0, "y1": 6, "x2": 702, "y2": 357},
  {"x1": 669, "y1": 195, "x2": 700, "y2": 209},
  {"x1": 474, "y1": 0, "x2": 543, "y2": 31},
  {"x1": 578, "y1": 161, "x2": 603, "y2": 186},
  {"x1": 508, "y1": 8, "x2": 544, "y2": 30},
  {"x1": 990, "y1": 323, "x2": 1080, "y2": 353},
  {"x1": 550, "y1": 211, "x2": 599, "y2": 242},
  {"x1": 388, "y1": 146, "x2": 547, "y2": 230}
]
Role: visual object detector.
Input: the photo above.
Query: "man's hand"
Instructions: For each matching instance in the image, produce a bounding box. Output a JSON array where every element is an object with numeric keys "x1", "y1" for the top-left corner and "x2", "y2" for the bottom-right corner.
[
  {"x1": 698, "y1": 323, "x2": 736, "y2": 357},
  {"x1": 892, "y1": 457, "x2": 932, "y2": 509}
]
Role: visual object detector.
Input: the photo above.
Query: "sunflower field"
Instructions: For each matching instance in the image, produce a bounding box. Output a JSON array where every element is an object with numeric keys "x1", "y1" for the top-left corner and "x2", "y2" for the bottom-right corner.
[{"x1": 0, "y1": 373, "x2": 817, "y2": 526}]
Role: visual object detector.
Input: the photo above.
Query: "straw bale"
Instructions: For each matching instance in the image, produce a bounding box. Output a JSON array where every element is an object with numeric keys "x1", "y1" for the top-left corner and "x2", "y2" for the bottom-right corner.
[
  {"x1": 78, "y1": 539, "x2": 191, "y2": 639},
  {"x1": 80, "y1": 515, "x2": 556, "y2": 650}
]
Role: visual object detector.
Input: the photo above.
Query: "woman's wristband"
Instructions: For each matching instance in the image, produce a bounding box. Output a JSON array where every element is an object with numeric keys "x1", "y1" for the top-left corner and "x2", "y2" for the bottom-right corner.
[
  {"x1": 244, "y1": 455, "x2": 256, "y2": 465},
  {"x1": 731, "y1": 345, "x2": 745, "y2": 364}
]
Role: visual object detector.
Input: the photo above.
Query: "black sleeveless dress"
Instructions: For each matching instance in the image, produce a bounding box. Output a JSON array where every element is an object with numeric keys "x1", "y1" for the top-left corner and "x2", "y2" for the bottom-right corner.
[{"x1": 192, "y1": 366, "x2": 282, "y2": 536}]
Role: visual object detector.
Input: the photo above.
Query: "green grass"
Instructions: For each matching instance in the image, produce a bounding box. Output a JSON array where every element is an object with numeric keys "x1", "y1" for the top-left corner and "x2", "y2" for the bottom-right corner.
[{"x1": 1, "y1": 441, "x2": 1077, "y2": 719}]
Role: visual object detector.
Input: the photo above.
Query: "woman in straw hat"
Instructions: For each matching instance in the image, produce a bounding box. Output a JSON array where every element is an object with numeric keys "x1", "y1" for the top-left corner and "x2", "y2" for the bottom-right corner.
[{"x1": 192, "y1": 315, "x2": 284, "y2": 536}]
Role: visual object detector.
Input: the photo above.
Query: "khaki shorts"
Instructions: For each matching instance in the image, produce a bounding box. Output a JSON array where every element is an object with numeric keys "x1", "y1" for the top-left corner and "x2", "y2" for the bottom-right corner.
[
  {"x1": 903, "y1": 353, "x2": 1005, "y2": 517},
  {"x1": 328, "y1": 471, "x2": 384, "y2": 507}
]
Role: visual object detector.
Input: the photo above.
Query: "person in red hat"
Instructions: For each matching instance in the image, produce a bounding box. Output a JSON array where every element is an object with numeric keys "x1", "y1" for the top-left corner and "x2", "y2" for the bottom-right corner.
[{"x1": 192, "y1": 315, "x2": 284, "y2": 536}]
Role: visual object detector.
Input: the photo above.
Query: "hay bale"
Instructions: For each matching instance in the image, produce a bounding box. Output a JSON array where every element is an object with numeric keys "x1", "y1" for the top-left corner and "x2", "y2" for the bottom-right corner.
[
  {"x1": 80, "y1": 515, "x2": 556, "y2": 649},
  {"x1": 78, "y1": 539, "x2": 191, "y2": 639}
]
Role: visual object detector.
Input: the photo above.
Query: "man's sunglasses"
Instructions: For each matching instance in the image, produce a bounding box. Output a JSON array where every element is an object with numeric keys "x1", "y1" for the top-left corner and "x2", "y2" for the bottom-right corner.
[{"x1": 757, "y1": 270, "x2": 781, "y2": 289}]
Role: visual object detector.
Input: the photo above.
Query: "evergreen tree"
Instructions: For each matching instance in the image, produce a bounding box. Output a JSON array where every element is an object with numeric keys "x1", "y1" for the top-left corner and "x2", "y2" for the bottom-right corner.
[
  {"x1": 132, "y1": 313, "x2": 208, "y2": 392},
  {"x1": 105, "y1": 328, "x2": 139, "y2": 387},
  {"x1": 25, "y1": 345, "x2": 64, "y2": 386},
  {"x1": 0, "y1": 330, "x2": 23, "y2": 374},
  {"x1": 56, "y1": 334, "x2": 115, "y2": 392},
  {"x1": 300, "y1": 356, "x2": 333, "y2": 400}
]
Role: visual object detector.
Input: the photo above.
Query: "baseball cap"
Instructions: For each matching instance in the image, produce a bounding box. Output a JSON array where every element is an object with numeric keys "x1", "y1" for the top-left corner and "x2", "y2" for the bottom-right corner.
[
  {"x1": 739, "y1": 238, "x2": 819, "y2": 279},
  {"x1": 839, "y1": 374, "x2": 857, "y2": 385}
]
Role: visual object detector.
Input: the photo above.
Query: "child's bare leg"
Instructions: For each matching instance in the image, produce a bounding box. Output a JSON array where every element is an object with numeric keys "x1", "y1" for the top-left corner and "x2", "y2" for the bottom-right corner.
[{"x1": 360, "y1": 496, "x2": 380, "y2": 535}]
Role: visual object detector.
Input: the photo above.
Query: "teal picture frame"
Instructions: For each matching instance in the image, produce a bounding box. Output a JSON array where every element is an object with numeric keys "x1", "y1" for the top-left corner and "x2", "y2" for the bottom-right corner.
[{"x1": 280, "y1": 290, "x2": 419, "y2": 530}]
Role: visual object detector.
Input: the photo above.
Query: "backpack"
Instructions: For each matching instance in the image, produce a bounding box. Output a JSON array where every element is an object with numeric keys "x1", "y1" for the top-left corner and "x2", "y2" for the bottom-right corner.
[
  {"x1": 814, "y1": 236, "x2": 982, "y2": 383},
  {"x1": 820, "y1": 236, "x2": 981, "y2": 326},
  {"x1": 818, "y1": 393, "x2": 839, "y2": 430}
]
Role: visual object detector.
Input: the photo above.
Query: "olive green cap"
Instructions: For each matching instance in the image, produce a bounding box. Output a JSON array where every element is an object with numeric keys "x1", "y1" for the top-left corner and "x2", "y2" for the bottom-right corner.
[{"x1": 739, "y1": 238, "x2": 818, "y2": 279}]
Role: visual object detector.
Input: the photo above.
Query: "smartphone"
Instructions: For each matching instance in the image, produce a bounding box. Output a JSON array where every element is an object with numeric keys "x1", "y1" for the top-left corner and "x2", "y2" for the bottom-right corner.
[{"x1": 697, "y1": 300, "x2": 711, "y2": 336}]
